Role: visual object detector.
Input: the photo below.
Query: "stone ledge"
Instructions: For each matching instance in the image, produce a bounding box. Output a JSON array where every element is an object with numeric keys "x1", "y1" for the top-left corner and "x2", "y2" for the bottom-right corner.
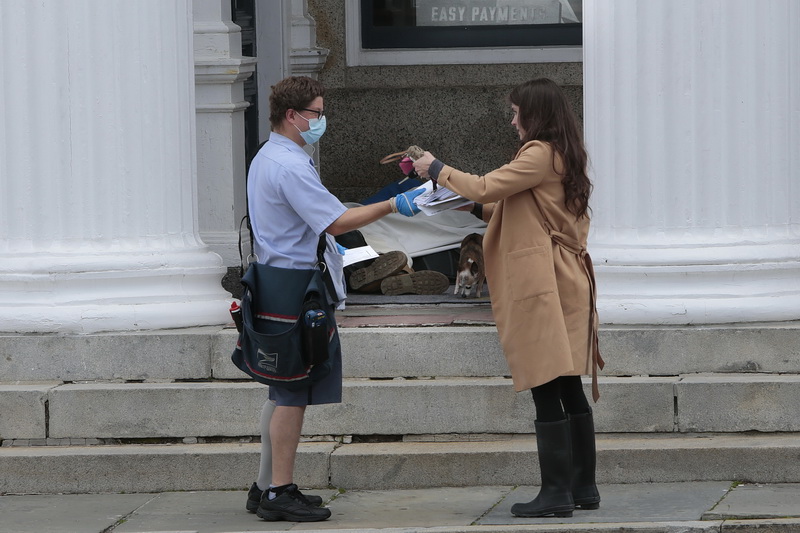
[
  {"x1": 2, "y1": 434, "x2": 799, "y2": 494},
  {"x1": 330, "y1": 433, "x2": 800, "y2": 489},
  {"x1": 4, "y1": 375, "x2": 800, "y2": 440},
  {"x1": 0, "y1": 441, "x2": 333, "y2": 495},
  {"x1": 4, "y1": 324, "x2": 799, "y2": 382},
  {"x1": 678, "y1": 374, "x2": 800, "y2": 432},
  {"x1": 0, "y1": 328, "x2": 221, "y2": 382},
  {"x1": 31, "y1": 377, "x2": 673, "y2": 439},
  {"x1": 0, "y1": 382, "x2": 58, "y2": 440}
]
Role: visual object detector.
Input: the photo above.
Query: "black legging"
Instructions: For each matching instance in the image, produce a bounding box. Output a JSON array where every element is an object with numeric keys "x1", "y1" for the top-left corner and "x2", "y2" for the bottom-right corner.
[{"x1": 530, "y1": 375, "x2": 590, "y2": 423}]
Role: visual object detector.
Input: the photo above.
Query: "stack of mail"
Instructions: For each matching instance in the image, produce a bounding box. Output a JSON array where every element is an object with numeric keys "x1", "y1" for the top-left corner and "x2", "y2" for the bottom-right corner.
[
  {"x1": 412, "y1": 180, "x2": 472, "y2": 216},
  {"x1": 342, "y1": 245, "x2": 379, "y2": 267}
]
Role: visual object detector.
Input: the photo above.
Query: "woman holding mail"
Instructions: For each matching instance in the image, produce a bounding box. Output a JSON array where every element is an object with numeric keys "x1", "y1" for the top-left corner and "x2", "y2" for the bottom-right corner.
[{"x1": 413, "y1": 78, "x2": 603, "y2": 519}]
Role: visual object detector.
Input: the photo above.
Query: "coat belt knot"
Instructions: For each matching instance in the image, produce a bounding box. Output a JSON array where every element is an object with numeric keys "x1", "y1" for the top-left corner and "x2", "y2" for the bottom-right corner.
[{"x1": 543, "y1": 223, "x2": 604, "y2": 401}]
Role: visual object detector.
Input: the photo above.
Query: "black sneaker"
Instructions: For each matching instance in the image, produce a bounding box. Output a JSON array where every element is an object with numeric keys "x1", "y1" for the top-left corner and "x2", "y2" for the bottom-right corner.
[
  {"x1": 256, "y1": 484, "x2": 331, "y2": 522},
  {"x1": 246, "y1": 482, "x2": 323, "y2": 512}
]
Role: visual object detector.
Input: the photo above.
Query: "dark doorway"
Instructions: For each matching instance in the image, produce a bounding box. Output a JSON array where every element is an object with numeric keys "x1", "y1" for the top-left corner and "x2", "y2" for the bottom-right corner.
[{"x1": 231, "y1": 0, "x2": 260, "y2": 166}]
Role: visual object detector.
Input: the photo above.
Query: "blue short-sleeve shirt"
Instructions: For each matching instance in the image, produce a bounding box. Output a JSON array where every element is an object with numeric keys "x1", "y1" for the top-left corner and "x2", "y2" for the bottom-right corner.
[
  {"x1": 247, "y1": 132, "x2": 347, "y2": 269},
  {"x1": 247, "y1": 132, "x2": 347, "y2": 406}
]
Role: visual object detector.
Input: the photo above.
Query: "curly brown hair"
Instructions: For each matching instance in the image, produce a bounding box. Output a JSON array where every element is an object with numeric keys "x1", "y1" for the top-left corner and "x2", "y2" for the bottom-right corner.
[
  {"x1": 269, "y1": 76, "x2": 325, "y2": 129},
  {"x1": 509, "y1": 78, "x2": 592, "y2": 219}
]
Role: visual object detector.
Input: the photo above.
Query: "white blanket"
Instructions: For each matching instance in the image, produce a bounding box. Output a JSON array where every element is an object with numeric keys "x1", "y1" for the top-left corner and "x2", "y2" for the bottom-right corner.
[{"x1": 344, "y1": 202, "x2": 487, "y2": 262}]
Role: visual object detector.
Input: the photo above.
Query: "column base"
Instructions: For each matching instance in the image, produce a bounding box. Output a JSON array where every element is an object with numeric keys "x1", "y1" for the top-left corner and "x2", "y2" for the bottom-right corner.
[
  {"x1": 593, "y1": 239, "x2": 800, "y2": 324},
  {"x1": 0, "y1": 248, "x2": 233, "y2": 334}
]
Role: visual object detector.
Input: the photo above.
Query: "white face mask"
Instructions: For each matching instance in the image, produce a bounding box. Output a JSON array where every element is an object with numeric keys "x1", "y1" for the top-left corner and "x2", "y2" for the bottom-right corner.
[{"x1": 294, "y1": 113, "x2": 327, "y2": 145}]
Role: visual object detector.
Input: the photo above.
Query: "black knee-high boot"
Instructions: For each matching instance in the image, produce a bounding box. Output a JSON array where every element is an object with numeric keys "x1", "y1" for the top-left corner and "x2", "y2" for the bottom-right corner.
[
  {"x1": 511, "y1": 419, "x2": 575, "y2": 517},
  {"x1": 570, "y1": 409, "x2": 600, "y2": 509}
]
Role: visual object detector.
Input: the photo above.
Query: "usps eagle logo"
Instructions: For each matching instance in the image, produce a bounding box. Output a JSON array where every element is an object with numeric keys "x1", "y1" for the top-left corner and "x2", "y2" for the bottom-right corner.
[{"x1": 256, "y1": 349, "x2": 278, "y2": 373}]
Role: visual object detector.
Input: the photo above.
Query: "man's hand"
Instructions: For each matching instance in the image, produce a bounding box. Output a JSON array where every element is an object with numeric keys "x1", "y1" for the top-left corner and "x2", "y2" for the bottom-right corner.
[
  {"x1": 412, "y1": 151, "x2": 436, "y2": 179},
  {"x1": 390, "y1": 188, "x2": 425, "y2": 217}
]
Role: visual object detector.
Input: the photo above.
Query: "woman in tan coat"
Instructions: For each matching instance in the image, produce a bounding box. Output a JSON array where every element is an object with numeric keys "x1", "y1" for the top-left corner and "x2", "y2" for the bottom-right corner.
[{"x1": 414, "y1": 78, "x2": 603, "y2": 518}]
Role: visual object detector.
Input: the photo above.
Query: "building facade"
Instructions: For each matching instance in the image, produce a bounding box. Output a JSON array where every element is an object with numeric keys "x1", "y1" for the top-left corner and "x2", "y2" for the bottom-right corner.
[{"x1": 0, "y1": 0, "x2": 797, "y2": 333}]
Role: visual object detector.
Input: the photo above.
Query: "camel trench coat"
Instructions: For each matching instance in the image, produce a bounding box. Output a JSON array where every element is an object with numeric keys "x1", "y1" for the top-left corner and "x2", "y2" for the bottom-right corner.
[{"x1": 437, "y1": 140, "x2": 601, "y2": 397}]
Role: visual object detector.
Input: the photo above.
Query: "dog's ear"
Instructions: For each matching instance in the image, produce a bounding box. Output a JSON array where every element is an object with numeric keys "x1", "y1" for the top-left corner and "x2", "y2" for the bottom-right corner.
[{"x1": 470, "y1": 261, "x2": 480, "y2": 275}]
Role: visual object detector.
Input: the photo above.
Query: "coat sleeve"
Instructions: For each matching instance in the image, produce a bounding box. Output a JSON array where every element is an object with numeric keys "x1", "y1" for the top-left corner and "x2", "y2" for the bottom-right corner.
[{"x1": 437, "y1": 141, "x2": 553, "y2": 204}]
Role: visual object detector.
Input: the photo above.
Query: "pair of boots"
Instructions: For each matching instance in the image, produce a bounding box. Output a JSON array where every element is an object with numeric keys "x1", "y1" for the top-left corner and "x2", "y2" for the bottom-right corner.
[
  {"x1": 348, "y1": 250, "x2": 450, "y2": 295},
  {"x1": 510, "y1": 410, "x2": 600, "y2": 518}
]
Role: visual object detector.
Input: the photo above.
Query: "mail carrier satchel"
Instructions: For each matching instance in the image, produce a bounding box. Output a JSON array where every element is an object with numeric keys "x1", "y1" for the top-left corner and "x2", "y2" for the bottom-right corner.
[{"x1": 231, "y1": 261, "x2": 339, "y2": 390}]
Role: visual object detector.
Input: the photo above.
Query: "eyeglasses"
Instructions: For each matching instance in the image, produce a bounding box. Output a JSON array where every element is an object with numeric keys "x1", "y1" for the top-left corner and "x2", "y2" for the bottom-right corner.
[{"x1": 296, "y1": 108, "x2": 325, "y2": 119}]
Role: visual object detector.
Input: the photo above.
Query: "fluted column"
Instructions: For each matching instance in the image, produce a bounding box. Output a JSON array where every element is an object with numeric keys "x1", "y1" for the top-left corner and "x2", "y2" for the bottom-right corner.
[
  {"x1": 0, "y1": 0, "x2": 232, "y2": 333},
  {"x1": 584, "y1": 0, "x2": 800, "y2": 324}
]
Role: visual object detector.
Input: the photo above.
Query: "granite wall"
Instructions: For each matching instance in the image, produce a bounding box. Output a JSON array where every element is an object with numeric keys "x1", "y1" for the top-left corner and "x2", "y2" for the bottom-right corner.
[{"x1": 308, "y1": 0, "x2": 583, "y2": 202}]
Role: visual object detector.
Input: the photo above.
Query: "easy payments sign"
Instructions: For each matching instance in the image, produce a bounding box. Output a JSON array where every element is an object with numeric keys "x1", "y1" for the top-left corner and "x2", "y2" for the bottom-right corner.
[{"x1": 416, "y1": 0, "x2": 562, "y2": 26}]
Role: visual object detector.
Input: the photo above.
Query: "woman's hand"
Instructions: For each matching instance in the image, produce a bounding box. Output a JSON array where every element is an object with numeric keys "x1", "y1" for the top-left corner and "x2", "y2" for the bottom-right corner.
[{"x1": 413, "y1": 151, "x2": 436, "y2": 179}]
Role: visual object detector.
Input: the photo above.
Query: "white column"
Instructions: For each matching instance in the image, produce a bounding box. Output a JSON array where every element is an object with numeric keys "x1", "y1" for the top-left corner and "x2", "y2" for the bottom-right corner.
[
  {"x1": 0, "y1": 0, "x2": 232, "y2": 333},
  {"x1": 193, "y1": 0, "x2": 256, "y2": 265},
  {"x1": 584, "y1": 0, "x2": 800, "y2": 324}
]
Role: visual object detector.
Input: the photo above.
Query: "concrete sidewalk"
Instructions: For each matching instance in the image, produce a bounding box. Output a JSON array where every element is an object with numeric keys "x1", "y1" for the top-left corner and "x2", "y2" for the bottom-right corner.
[{"x1": 2, "y1": 482, "x2": 800, "y2": 533}]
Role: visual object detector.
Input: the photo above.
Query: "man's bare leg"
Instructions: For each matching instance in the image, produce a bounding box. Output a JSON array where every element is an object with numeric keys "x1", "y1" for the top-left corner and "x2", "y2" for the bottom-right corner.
[
  {"x1": 258, "y1": 404, "x2": 330, "y2": 521},
  {"x1": 270, "y1": 405, "x2": 306, "y2": 486}
]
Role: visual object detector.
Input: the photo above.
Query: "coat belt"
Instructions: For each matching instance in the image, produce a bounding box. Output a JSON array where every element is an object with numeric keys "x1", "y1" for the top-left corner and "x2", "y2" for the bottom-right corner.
[{"x1": 544, "y1": 222, "x2": 605, "y2": 402}]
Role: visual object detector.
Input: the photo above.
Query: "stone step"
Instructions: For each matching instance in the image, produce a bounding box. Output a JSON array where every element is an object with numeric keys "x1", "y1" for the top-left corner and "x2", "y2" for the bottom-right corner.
[
  {"x1": 2, "y1": 323, "x2": 799, "y2": 382},
  {"x1": 331, "y1": 433, "x2": 800, "y2": 490},
  {"x1": 3, "y1": 374, "x2": 800, "y2": 440},
  {"x1": 2, "y1": 433, "x2": 798, "y2": 494},
  {"x1": 336, "y1": 323, "x2": 800, "y2": 379}
]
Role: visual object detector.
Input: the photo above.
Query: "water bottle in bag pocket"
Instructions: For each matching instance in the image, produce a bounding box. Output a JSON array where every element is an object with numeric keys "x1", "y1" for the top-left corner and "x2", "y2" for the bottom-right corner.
[{"x1": 301, "y1": 295, "x2": 329, "y2": 366}]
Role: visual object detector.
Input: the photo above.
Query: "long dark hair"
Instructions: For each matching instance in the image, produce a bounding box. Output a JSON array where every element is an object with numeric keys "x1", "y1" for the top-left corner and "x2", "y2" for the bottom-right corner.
[{"x1": 509, "y1": 78, "x2": 592, "y2": 219}]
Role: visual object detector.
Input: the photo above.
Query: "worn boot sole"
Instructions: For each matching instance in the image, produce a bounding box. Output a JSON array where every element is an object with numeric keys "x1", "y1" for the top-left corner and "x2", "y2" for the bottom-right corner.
[
  {"x1": 510, "y1": 503, "x2": 574, "y2": 518},
  {"x1": 349, "y1": 251, "x2": 407, "y2": 291},
  {"x1": 380, "y1": 270, "x2": 450, "y2": 295},
  {"x1": 574, "y1": 499, "x2": 600, "y2": 510}
]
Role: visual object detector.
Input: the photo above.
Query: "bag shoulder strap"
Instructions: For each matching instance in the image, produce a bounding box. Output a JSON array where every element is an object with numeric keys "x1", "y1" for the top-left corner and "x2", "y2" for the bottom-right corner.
[
  {"x1": 238, "y1": 214, "x2": 252, "y2": 277},
  {"x1": 316, "y1": 233, "x2": 338, "y2": 302}
]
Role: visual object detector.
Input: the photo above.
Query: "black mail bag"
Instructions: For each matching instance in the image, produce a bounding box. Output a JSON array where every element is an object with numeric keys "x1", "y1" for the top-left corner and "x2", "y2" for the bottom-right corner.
[{"x1": 231, "y1": 262, "x2": 338, "y2": 390}]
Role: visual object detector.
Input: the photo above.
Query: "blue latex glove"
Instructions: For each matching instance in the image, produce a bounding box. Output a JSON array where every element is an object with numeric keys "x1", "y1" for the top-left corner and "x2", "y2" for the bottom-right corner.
[{"x1": 392, "y1": 188, "x2": 425, "y2": 217}]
